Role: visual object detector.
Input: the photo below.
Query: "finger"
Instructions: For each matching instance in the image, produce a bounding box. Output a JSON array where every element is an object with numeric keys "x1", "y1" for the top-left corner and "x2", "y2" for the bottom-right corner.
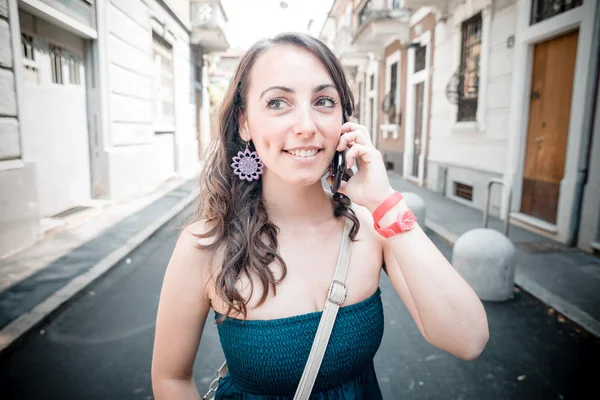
[
  {"x1": 341, "y1": 121, "x2": 367, "y2": 134},
  {"x1": 337, "y1": 130, "x2": 365, "y2": 151},
  {"x1": 344, "y1": 143, "x2": 373, "y2": 169}
]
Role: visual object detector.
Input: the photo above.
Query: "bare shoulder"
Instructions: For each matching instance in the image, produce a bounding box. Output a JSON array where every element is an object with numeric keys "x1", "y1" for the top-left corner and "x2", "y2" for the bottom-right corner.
[{"x1": 166, "y1": 220, "x2": 220, "y2": 296}]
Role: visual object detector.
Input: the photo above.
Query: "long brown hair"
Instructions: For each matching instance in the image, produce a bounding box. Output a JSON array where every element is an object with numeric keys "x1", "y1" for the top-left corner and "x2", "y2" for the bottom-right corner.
[{"x1": 194, "y1": 33, "x2": 360, "y2": 321}]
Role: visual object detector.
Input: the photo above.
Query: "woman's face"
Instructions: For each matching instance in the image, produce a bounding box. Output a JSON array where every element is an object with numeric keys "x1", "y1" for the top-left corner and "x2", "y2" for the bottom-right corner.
[{"x1": 240, "y1": 44, "x2": 344, "y2": 186}]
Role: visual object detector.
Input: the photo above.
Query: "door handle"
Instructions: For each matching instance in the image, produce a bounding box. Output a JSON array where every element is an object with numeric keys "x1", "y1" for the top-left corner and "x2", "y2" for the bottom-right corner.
[{"x1": 531, "y1": 90, "x2": 541, "y2": 100}]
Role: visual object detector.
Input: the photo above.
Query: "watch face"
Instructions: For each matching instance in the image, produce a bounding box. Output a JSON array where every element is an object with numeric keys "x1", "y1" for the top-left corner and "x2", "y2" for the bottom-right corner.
[{"x1": 399, "y1": 210, "x2": 417, "y2": 231}]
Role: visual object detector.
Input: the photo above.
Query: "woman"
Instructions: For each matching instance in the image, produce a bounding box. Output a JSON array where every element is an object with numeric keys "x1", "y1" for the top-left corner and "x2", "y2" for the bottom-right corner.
[{"x1": 151, "y1": 33, "x2": 489, "y2": 399}]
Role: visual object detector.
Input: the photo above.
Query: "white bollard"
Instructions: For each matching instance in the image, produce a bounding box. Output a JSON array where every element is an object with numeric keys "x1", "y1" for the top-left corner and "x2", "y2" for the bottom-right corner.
[
  {"x1": 451, "y1": 228, "x2": 516, "y2": 301},
  {"x1": 401, "y1": 192, "x2": 426, "y2": 227}
]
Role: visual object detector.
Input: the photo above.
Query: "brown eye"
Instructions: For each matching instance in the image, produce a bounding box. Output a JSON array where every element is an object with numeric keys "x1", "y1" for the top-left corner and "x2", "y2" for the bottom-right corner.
[
  {"x1": 267, "y1": 98, "x2": 286, "y2": 110},
  {"x1": 316, "y1": 97, "x2": 336, "y2": 108}
]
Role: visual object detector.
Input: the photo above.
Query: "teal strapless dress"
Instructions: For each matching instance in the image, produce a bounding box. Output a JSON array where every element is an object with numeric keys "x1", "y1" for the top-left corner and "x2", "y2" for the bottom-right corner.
[{"x1": 213, "y1": 288, "x2": 384, "y2": 399}]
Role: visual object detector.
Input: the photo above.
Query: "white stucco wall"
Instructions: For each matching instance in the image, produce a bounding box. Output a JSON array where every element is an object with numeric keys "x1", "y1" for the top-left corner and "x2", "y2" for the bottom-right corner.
[
  {"x1": 426, "y1": 0, "x2": 517, "y2": 215},
  {"x1": 99, "y1": 0, "x2": 198, "y2": 200}
]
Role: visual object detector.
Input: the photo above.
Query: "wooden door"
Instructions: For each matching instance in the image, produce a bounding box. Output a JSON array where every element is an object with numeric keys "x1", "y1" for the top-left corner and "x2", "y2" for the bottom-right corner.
[
  {"x1": 411, "y1": 82, "x2": 425, "y2": 178},
  {"x1": 521, "y1": 31, "x2": 578, "y2": 224}
]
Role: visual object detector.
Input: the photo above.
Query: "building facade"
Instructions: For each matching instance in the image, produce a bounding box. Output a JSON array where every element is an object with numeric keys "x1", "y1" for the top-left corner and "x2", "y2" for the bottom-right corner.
[
  {"x1": 323, "y1": 0, "x2": 600, "y2": 253},
  {"x1": 0, "y1": 0, "x2": 228, "y2": 257}
]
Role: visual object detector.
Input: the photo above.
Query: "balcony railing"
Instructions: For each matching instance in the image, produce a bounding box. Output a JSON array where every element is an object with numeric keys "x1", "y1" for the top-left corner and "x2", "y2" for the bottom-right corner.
[{"x1": 191, "y1": 0, "x2": 226, "y2": 29}]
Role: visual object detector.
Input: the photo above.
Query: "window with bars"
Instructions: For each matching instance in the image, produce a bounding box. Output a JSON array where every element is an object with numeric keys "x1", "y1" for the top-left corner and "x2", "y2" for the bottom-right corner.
[
  {"x1": 49, "y1": 45, "x2": 64, "y2": 84},
  {"x1": 454, "y1": 182, "x2": 473, "y2": 201},
  {"x1": 21, "y1": 34, "x2": 40, "y2": 84},
  {"x1": 530, "y1": 0, "x2": 583, "y2": 25},
  {"x1": 152, "y1": 32, "x2": 175, "y2": 129},
  {"x1": 414, "y1": 45, "x2": 426, "y2": 72},
  {"x1": 457, "y1": 13, "x2": 482, "y2": 122}
]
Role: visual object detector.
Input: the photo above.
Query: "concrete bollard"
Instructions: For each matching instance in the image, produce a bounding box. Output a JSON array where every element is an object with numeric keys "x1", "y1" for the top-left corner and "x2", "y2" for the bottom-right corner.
[
  {"x1": 451, "y1": 228, "x2": 516, "y2": 301},
  {"x1": 401, "y1": 192, "x2": 426, "y2": 227}
]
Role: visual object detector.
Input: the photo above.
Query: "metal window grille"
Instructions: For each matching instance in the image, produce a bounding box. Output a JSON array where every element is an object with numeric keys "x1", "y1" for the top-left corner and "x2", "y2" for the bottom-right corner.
[
  {"x1": 457, "y1": 13, "x2": 482, "y2": 122},
  {"x1": 49, "y1": 45, "x2": 64, "y2": 85},
  {"x1": 68, "y1": 57, "x2": 81, "y2": 85},
  {"x1": 454, "y1": 182, "x2": 473, "y2": 201},
  {"x1": 414, "y1": 45, "x2": 426, "y2": 72},
  {"x1": 21, "y1": 34, "x2": 39, "y2": 84},
  {"x1": 152, "y1": 32, "x2": 175, "y2": 129},
  {"x1": 530, "y1": 0, "x2": 583, "y2": 25}
]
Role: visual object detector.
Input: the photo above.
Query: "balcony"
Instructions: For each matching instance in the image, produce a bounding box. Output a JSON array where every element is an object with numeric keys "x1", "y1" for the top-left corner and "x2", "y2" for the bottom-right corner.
[
  {"x1": 332, "y1": 26, "x2": 370, "y2": 68},
  {"x1": 352, "y1": 4, "x2": 411, "y2": 53},
  {"x1": 191, "y1": 0, "x2": 229, "y2": 52}
]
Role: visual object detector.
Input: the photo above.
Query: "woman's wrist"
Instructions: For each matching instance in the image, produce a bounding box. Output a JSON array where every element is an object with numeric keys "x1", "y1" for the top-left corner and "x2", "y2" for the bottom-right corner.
[
  {"x1": 364, "y1": 187, "x2": 397, "y2": 214},
  {"x1": 365, "y1": 188, "x2": 411, "y2": 228}
]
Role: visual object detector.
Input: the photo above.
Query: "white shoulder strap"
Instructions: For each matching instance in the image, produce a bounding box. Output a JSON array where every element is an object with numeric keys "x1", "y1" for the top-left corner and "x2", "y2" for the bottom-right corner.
[{"x1": 293, "y1": 218, "x2": 353, "y2": 399}]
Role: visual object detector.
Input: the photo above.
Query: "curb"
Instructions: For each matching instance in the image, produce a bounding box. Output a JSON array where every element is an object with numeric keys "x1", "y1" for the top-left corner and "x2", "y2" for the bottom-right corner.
[
  {"x1": 0, "y1": 188, "x2": 200, "y2": 355},
  {"x1": 425, "y1": 219, "x2": 600, "y2": 339}
]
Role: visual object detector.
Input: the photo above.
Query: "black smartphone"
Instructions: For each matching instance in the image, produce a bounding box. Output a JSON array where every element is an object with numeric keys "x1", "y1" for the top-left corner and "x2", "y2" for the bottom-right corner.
[{"x1": 329, "y1": 150, "x2": 354, "y2": 194}]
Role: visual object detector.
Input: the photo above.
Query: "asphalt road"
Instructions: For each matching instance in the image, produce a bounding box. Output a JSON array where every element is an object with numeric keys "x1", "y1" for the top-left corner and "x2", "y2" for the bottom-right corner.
[{"x1": 0, "y1": 206, "x2": 598, "y2": 400}]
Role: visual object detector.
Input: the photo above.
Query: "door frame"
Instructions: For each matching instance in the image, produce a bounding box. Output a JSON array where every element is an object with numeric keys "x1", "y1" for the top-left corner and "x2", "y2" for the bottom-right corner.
[
  {"x1": 505, "y1": 0, "x2": 597, "y2": 244},
  {"x1": 404, "y1": 30, "x2": 431, "y2": 186}
]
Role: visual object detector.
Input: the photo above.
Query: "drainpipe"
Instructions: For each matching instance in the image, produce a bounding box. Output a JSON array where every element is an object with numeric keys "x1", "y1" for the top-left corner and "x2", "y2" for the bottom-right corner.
[{"x1": 568, "y1": 1, "x2": 600, "y2": 246}]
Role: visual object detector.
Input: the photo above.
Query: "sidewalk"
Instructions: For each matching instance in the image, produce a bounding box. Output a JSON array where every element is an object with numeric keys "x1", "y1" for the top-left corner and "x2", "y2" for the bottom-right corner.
[
  {"x1": 388, "y1": 172, "x2": 600, "y2": 338},
  {"x1": 0, "y1": 176, "x2": 199, "y2": 354}
]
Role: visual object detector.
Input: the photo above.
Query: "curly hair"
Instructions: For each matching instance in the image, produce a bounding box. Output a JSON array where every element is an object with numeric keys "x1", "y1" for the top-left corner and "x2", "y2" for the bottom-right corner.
[{"x1": 193, "y1": 33, "x2": 360, "y2": 322}]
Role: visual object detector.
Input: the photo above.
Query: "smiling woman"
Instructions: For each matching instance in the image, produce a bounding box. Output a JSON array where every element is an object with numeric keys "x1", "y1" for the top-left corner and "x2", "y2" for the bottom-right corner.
[{"x1": 151, "y1": 32, "x2": 489, "y2": 400}]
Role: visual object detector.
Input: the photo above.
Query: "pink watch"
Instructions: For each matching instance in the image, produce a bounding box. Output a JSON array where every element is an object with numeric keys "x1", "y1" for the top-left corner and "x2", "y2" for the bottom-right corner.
[{"x1": 372, "y1": 192, "x2": 417, "y2": 238}]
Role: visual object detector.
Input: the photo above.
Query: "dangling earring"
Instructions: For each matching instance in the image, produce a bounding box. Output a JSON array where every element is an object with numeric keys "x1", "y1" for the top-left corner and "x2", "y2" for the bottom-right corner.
[{"x1": 231, "y1": 141, "x2": 264, "y2": 182}]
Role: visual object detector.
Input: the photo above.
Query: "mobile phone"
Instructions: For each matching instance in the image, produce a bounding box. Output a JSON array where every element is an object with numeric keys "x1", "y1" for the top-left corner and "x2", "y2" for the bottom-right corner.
[{"x1": 329, "y1": 150, "x2": 354, "y2": 194}]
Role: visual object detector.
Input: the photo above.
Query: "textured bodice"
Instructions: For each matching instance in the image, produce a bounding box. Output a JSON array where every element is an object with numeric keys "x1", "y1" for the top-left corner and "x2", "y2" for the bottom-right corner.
[{"x1": 213, "y1": 288, "x2": 384, "y2": 398}]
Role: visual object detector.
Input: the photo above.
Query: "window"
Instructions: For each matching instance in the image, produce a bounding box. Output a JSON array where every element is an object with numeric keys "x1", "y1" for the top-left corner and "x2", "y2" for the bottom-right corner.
[
  {"x1": 531, "y1": 0, "x2": 583, "y2": 25},
  {"x1": 457, "y1": 14, "x2": 482, "y2": 122},
  {"x1": 68, "y1": 57, "x2": 81, "y2": 85},
  {"x1": 152, "y1": 32, "x2": 175, "y2": 129},
  {"x1": 369, "y1": 74, "x2": 374, "y2": 90},
  {"x1": 414, "y1": 45, "x2": 426, "y2": 72},
  {"x1": 21, "y1": 34, "x2": 39, "y2": 84},
  {"x1": 195, "y1": 65, "x2": 201, "y2": 83},
  {"x1": 49, "y1": 45, "x2": 64, "y2": 84},
  {"x1": 390, "y1": 62, "x2": 398, "y2": 105},
  {"x1": 391, "y1": 0, "x2": 401, "y2": 9},
  {"x1": 454, "y1": 182, "x2": 473, "y2": 201}
]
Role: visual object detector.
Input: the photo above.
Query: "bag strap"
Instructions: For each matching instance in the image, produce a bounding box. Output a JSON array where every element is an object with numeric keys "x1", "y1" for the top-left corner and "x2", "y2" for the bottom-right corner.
[
  {"x1": 293, "y1": 218, "x2": 353, "y2": 400},
  {"x1": 203, "y1": 218, "x2": 353, "y2": 400}
]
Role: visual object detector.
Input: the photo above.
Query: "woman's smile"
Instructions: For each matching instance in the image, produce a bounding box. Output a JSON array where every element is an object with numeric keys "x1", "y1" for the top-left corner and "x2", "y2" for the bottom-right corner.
[{"x1": 283, "y1": 147, "x2": 324, "y2": 161}]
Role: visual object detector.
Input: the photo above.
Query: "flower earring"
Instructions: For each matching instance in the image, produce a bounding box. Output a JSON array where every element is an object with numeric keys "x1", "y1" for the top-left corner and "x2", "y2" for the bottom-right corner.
[{"x1": 231, "y1": 141, "x2": 264, "y2": 182}]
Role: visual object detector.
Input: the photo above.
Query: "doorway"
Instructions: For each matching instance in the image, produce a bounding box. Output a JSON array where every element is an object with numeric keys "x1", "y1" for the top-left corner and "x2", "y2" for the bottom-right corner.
[{"x1": 521, "y1": 30, "x2": 578, "y2": 224}]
